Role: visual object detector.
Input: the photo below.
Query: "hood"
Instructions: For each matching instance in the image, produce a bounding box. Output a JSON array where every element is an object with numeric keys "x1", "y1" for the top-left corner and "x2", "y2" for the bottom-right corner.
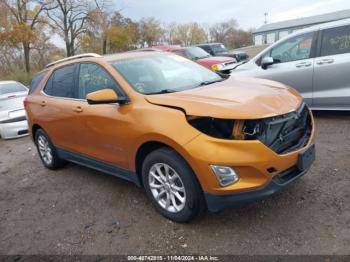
[
  {"x1": 197, "y1": 56, "x2": 235, "y2": 65},
  {"x1": 145, "y1": 77, "x2": 302, "y2": 119}
]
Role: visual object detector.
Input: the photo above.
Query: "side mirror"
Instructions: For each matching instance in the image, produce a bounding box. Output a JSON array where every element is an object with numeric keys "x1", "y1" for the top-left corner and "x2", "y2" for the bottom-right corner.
[
  {"x1": 86, "y1": 89, "x2": 128, "y2": 105},
  {"x1": 261, "y1": 57, "x2": 274, "y2": 70}
]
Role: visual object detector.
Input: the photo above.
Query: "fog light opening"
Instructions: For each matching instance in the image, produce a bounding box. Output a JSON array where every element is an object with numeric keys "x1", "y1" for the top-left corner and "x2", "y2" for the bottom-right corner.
[{"x1": 210, "y1": 165, "x2": 240, "y2": 187}]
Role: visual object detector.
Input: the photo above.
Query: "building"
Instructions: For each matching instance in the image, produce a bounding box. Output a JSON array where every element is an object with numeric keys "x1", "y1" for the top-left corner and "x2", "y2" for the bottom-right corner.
[{"x1": 253, "y1": 9, "x2": 350, "y2": 45}]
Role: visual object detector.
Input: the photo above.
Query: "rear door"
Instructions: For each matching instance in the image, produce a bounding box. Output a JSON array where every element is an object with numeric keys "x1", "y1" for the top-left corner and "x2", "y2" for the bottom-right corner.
[
  {"x1": 254, "y1": 32, "x2": 317, "y2": 106},
  {"x1": 39, "y1": 64, "x2": 81, "y2": 151},
  {"x1": 313, "y1": 24, "x2": 350, "y2": 109}
]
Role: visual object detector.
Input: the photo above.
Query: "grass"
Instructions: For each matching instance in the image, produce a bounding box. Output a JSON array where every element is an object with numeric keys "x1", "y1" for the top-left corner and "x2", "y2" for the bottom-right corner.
[{"x1": 0, "y1": 70, "x2": 37, "y2": 86}]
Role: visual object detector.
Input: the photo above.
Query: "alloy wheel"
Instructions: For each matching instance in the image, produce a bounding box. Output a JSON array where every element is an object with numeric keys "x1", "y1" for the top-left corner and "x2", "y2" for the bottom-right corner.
[
  {"x1": 37, "y1": 135, "x2": 53, "y2": 166},
  {"x1": 148, "y1": 163, "x2": 186, "y2": 213}
]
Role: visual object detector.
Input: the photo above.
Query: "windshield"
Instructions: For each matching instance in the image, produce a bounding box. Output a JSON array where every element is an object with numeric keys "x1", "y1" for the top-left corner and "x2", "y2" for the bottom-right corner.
[
  {"x1": 212, "y1": 44, "x2": 228, "y2": 54},
  {"x1": 0, "y1": 82, "x2": 27, "y2": 95},
  {"x1": 111, "y1": 54, "x2": 222, "y2": 95},
  {"x1": 186, "y1": 47, "x2": 211, "y2": 60}
]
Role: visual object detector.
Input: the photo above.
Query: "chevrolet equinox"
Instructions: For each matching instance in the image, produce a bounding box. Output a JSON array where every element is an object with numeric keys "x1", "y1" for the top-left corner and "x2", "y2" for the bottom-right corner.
[{"x1": 25, "y1": 52, "x2": 316, "y2": 222}]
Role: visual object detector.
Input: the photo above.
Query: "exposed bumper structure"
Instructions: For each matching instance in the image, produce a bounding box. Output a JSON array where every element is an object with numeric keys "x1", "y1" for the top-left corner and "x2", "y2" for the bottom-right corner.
[
  {"x1": 183, "y1": 108, "x2": 316, "y2": 210},
  {"x1": 205, "y1": 165, "x2": 311, "y2": 212}
]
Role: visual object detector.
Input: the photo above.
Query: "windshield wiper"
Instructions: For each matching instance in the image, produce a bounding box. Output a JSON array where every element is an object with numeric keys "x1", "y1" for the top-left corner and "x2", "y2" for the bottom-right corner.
[
  {"x1": 147, "y1": 89, "x2": 177, "y2": 95},
  {"x1": 198, "y1": 78, "x2": 225, "y2": 87}
]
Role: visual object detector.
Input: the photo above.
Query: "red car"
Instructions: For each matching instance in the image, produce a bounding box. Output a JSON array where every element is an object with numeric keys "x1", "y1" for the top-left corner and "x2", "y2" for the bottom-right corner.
[{"x1": 152, "y1": 45, "x2": 236, "y2": 74}]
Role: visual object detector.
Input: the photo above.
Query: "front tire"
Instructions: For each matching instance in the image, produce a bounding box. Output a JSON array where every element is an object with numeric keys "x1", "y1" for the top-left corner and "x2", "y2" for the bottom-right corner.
[
  {"x1": 35, "y1": 129, "x2": 65, "y2": 170},
  {"x1": 142, "y1": 148, "x2": 205, "y2": 222}
]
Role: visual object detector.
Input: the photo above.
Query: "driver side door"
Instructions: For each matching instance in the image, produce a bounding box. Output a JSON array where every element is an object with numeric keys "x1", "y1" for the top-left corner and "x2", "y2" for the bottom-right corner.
[
  {"x1": 255, "y1": 32, "x2": 317, "y2": 106},
  {"x1": 74, "y1": 62, "x2": 131, "y2": 168}
]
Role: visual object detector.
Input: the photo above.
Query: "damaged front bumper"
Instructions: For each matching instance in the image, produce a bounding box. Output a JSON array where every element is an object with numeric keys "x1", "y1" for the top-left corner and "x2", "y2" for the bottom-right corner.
[
  {"x1": 205, "y1": 158, "x2": 313, "y2": 212},
  {"x1": 183, "y1": 105, "x2": 316, "y2": 211}
]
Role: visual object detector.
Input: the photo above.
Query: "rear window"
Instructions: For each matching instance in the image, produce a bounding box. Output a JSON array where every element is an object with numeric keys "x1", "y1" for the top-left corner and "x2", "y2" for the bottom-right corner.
[
  {"x1": 321, "y1": 25, "x2": 350, "y2": 56},
  {"x1": 29, "y1": 71, "x2": 47, "y2": 94},
  {"x1": 0, "y1": 82, "x2": 27, "y2": 95},
  {"x1": 44, "y1": 64, "x2": 77, "y2": 98}
]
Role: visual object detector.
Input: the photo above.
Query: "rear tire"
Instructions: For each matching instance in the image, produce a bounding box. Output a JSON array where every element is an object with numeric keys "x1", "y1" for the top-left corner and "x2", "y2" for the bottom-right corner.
[
  {"x1": 142, "y1": 147, "x2": 205, "y2": 222},
  {"x1": 35, "y1": 129, "x2": 65, "y2": 170}
]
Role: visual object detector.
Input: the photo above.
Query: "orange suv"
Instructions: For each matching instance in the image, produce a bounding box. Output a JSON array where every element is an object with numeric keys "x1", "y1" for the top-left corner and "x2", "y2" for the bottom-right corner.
[{"x1": 25, "y1": 52, "x2": 316, "y2": 222}]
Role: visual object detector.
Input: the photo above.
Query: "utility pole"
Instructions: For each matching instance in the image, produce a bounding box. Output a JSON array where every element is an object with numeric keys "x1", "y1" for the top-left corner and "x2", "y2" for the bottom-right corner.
[{"x1": 264, "y1": 12, "x2": 268, "y2": 24}]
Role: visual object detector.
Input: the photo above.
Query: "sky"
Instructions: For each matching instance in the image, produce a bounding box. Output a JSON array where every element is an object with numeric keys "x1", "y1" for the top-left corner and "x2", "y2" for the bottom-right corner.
[
  {"x1": 116, "y1": 0, "x2": 350, "y2": 30},
  {"x1": 52, "y1": 0, "x2": 350, "y2": 48}
]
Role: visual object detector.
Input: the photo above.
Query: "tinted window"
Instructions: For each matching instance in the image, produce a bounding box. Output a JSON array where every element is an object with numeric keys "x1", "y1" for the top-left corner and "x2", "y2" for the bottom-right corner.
[
  {"x1": 44, "y1": 64, "x2": 77, "y2": 98},
  {"x1": 211, "y1": 44, "x2": 228, "y2": 54},
  {"x1": 29, "y1": 71, "x2": 47, "y2": 94},
  {"x1": 0, "y1": 82, "x2": 27, "y2": 95},
  {"x1": 198, "y1": 45, "x2": 212, "y2": 53},
  {"x1": 321, "y1": 25, "x2": 350, "y2": 56},
  {"x1": 78, "y1": 63, "x2": 123, "y2": 99},
  {"x1": 270, "y1": 32, "x2": 314, "y2": 63}
]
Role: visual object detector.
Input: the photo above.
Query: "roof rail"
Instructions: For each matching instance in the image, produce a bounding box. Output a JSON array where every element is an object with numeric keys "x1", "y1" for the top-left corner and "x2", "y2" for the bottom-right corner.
[{"x1": 45, "y1": 53, "x2": 102, "y2": 68}]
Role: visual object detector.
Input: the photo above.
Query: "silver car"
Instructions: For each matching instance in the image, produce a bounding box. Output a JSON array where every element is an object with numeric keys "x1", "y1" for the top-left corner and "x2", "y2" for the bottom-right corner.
[
  {"x1": 0, "y1": 81, "x2": 29, "y2": 139},
  {"x1": 232, "y1": 18, "x2": 350, "y2": 110}
]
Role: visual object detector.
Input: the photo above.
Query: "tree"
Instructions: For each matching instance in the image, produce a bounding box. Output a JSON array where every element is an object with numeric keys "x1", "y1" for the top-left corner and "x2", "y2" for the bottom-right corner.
[
  {"x1": 171, "y1": 22, "x2": 206, "y2": 46},
  {"x1": 163, "y1": 22, "x2": 177, "y2": 44},
  {"x1": 45, "y1": 0, "x2": 96, "y2": 56},
  {"x1": 0, "y1": 0, "x2": 47, "y2": 73},
  {"x1": 138, "y1": 17, "x2": 163, "y2": 47},
  {"x1": 30, "y1": 22, "x2": 65, "y2": 70},
  {"x1": 209, "y1": 19, "x2": 252, "y2": 49},
  {"x1": 228, "y1": 29, "x2": 253, "y2": 48},
  {"x1": 108, "y1": 13, "x2": 138, "y2": 52},
  {"x1": 80, "y1": 11, "x2": 138, "y2": 54},
  {"x1": 81, "y1": 8, "x2": 110, "y2": 54},
  {"x1": 210, "y1": 19, "x2": 237, "y2": 47}
]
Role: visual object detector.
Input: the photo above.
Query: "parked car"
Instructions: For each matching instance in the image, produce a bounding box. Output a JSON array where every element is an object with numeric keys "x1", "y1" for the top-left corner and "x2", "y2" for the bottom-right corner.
[
  {"x1": 231, "y1": 50, "x2": 250, "y2": 62},
  {"x1": 231, "y1": 18, "x2": 350, "y2": 110},
  {"x1": 197, "y1": 43, "x2": 249, "y2": 62},
  {"x1": 0, "y1": 81, "x2": 29, "y2": 139},
  {"x1": 152, "y1": 45, "x2": 236, "y2": 74},
  {"x1": 25, "y1": 52, "x2": 315, "y2": 222}
]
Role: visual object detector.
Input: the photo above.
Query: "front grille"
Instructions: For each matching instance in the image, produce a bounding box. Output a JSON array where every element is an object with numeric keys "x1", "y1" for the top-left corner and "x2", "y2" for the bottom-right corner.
[{"x1": 244, "y1": 103, "x2": 312, "y2": 154}]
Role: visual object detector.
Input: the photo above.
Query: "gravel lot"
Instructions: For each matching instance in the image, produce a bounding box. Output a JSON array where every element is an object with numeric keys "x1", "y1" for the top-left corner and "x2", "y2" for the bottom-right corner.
[{"x1": 0, "y1": 111, "x2": 349, "y2": 255}]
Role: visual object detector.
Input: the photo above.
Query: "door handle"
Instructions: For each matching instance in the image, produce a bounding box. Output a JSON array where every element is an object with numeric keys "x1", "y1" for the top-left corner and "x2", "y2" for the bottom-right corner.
[
  {"x1": 325, "y1": 58, "x2": 334, "y2": 64},
  {"x1": 316, "y1": 58, "x2": 334, "y2": 65},
  {"x1": 296, "y1": 62, "x2": 312, "y2": 68},
  {"x1": 40, "y1": 101, "x2": 46, "y2": 107},
  {"x1": 72, "y1": 106, "x2": 83, "y2": 113}
]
